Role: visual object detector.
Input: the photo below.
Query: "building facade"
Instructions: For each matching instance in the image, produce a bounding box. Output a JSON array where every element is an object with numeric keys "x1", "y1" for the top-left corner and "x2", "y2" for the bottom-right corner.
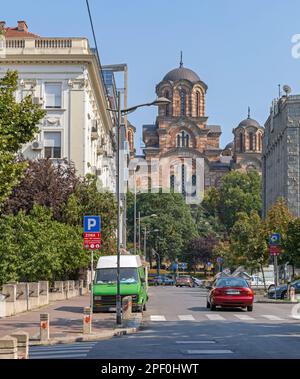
[
  {"x1": 140, "y1": 60, "x2": 230, "y2": 201},
  {"x1": 262, "y1": 94, "x2": 300, "y2": 217},
  {"x1": 224, "y1": 110, "x2": 264, "y2": 173},
  {"x1": 0, "y1": 20, "x2": 116, "y2": 192}
]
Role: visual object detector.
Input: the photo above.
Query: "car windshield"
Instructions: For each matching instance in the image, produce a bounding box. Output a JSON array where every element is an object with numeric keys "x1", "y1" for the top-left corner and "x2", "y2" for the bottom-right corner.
[
  {"x1": 94, "y1": 268, "x2": 138, "y2": 284},
  {"x1": 216, "y1": 278, "x2": 249, "y2": 288}
]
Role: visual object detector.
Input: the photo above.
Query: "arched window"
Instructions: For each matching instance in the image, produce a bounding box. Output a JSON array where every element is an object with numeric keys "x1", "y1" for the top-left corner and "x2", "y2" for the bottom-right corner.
[
  {"x1": 192, "y1": 174, "x2": 197, "y2": 197},
  {"x1": 249, "y1": 132, "x2": 254, "y2": 151},
  {"x1": 177, "y1": 130, "x2": 190, "y2": 148},
  {"x1": 180, "y1": 90, "x2": 186, "y2": 116},
  {"x1": 196, "y1": 92, "x2": 200, "y2": 117},
  {"x1": 165, "y1": 90, "x2": 170, "y2": 116},
  {"x1": 258, "y1": 134, "x2": 262, "y2": 151},
  {"x1": 170, "y1": 175, "x2": 175, "y2": 191},
  {"x1": 239, "y1": 133, "x2": 243, "y2": 152}
]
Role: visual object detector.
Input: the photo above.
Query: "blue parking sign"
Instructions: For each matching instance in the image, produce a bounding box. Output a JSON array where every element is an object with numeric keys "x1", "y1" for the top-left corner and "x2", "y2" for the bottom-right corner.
[
  {"x1": 269, "y1": 233, "x2": 280, "y2": 245},
  {"x1": 84, "y1": 216, "x2": 101, "y2": 233}
]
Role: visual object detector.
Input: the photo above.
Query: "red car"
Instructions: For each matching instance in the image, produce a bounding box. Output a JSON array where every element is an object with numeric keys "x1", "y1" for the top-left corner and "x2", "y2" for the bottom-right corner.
[{"x1": 206, "y1": 277, "x2": 254, "y2": 311}]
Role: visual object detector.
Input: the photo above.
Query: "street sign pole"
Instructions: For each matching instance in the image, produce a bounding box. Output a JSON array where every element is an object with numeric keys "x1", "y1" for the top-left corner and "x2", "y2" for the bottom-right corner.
[{"x1": 90, "y1": 250, "x2": 94, "y2": 311}]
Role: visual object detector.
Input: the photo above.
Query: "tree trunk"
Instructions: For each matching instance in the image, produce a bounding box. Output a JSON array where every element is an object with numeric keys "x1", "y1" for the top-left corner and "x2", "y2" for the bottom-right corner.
[{"x1": 260, "y1": 262, "x2": 267, "y2": 292}]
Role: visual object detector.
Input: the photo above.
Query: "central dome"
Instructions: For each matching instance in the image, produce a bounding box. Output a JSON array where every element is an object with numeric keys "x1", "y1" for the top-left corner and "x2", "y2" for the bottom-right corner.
[{"x1": 163, "y1": 66, "x2": 201, "y2": 83}]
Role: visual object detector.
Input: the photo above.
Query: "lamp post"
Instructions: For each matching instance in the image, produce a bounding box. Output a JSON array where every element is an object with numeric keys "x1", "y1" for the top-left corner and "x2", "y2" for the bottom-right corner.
[{"x1": 111, "y1": 97, "x2": 170, "y2": 326}]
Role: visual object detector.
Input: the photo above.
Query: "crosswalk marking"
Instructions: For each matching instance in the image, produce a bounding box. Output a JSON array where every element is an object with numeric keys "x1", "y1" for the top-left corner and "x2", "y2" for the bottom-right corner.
[
  {"x1": 178, "y1": 315, "x2": 195, "y2": 321},
  {"x1": 234, "y1": 314, "x2": 255, "y2": 321},
  {"x1": 150, "y1": 315, "x2": 166, "y2": 321},
  {"x1": 184, "y1": 350, "x2": 233, "y2": 355},
  {"x1": 30, "y1": 342, "x2": 97, "y2": 360},
  {"x1": 205, "y1": 314, "x2": 226, "y2": 321},
  {"x1": 262, "y1": 315, "x2": 284, "y2": 321},
  {"x1": 176, "y1": 341, "x2": 216, "y2": 344},
  {"x1": 31, "y1": 353, "x2": 87, "y2": 359}
]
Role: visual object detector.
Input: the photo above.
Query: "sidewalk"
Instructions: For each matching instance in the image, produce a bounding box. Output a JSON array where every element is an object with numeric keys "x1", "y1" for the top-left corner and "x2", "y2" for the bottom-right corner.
[{"x1": 0, "y1": 294, "x2": 141, "y2": 345}]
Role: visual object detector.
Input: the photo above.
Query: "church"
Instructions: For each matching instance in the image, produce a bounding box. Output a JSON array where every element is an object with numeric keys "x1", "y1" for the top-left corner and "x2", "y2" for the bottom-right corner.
[{"x1": 136, "y1": 57, "x2": 263, "y2": 200}]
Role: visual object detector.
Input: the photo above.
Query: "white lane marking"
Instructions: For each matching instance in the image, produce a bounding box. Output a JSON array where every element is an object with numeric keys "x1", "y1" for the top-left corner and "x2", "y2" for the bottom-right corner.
[
  {"x1": 234, "y1": 314, "x2": 255, "y2": 321},
  {"x1": 150, "y1": 315, "x2": 166, "y2": 321},
  {"x1": 184, "y1": 350, "x2": 233, "y2": 355},
  {"x1": 30, "y1": 349, "x2": 91, "y2": 355},
  {"x1": 178, "y1": 315, "x2": 195, "y2": 321},
  {"x1": 262, "y1": 315, "x2": 284, "y2": 321},
  {"x1": 205, "y1": 314, "x2": 226, "y2": 321},
  {"x1": 176, "y1": 341, "x2": 216, "y2": 344},
  {"x1": 30, "y1": 344, "x2": 97, "y2": 350},
  {"x1": 31, "y1": 354, "x2": 87, "y2": 359}
]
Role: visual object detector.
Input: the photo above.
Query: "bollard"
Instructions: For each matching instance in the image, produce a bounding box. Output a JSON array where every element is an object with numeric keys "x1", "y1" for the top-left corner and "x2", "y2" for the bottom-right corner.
[
  {"x1": 40, "y1": 313, "x2": 50, "y2": 341},
  {"x1": 0, "y1": 336, "x2": 18, "y2": 359},
  {"x1": 83, "y1": 307, "x2": 92, "y2": 334},
  {"x1": 290, "y1": 286, "x2": 296, "y2": 302},
  {"x1": 122, "y1": 296, "x2": 133, "y2": 320},
  {"x1": 11, "y1": 331, "x2": 29, "y2": 359}
]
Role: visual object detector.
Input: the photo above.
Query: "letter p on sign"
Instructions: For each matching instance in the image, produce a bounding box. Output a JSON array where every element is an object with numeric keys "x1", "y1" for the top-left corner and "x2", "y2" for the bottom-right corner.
[{"x1": 84, "y1": 216, "x2": 101, "y2": 233}]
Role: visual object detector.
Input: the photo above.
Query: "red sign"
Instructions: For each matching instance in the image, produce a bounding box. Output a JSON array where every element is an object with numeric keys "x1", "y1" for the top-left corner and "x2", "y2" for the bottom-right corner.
[
  {"x1": 84, "y1": 232, "x2": 101, "y2": 251},
  {"x1": 269, "y1": 245, "x2": 281, "y2": 256}
]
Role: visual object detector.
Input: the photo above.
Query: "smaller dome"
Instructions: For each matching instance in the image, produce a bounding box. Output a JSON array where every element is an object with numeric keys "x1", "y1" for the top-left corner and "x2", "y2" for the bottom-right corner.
[
  {"x1": 238, "y1": 117, "x2": 260, "y2": 128},
  {"x1": 163, "y1": 66, "x2": 201, "y2": 83},
  {"x1": 225, "y1": 141, "x2": 234, "y2": 150}
]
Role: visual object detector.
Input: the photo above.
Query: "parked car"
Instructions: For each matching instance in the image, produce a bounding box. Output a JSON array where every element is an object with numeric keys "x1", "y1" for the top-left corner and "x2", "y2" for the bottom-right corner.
[
  {"x1": 192, "y1": 277, "x2": 205, "y2": 287},
  {"x1": 148, "y1": 275, "x2": 175, "y2": 286},
  {"x1": 206, "y1": 277, "x2": 254, "y2": 311},
  {"x1": 250, "y1": 275, "x2": 274, "y2": 289},
  {"x1": 267, "y1": 279, "x2": 300, "y2": 299},
  {"x1": 176, "y1": 275, "x2": 193, "y2": 288}
]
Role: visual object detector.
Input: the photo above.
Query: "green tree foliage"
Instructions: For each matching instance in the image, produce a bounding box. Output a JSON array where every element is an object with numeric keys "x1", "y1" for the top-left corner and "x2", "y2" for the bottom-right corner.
[
  {"x1": 195, "y1": 204, "x2": 225, "y2": 239},
  {"x1": 63, "y1": 175, "x2": 117, "y2": 255},
  {"x1": 225, "y1": 211, "x2": 268, "y2": 272},
  {"x1": 0, "y1": 71, "x2": 45, "y2": 205},
  {"x1": 127, "y1": 192, "x2": 197, "y2": 261},
  {"x1": 0, "y1": 206, "x2": 88, "y2": 285},
  {"x1": 284, "y1": 218, "x2": 300, "y2": 273},
  {"x1": 204, "y1": 171, "x2": 262, "y2": 231}
]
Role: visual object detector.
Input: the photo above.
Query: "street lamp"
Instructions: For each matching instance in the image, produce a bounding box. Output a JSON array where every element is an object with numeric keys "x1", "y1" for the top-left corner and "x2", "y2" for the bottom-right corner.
[{"x1": 111, "y1": 95, "x2": 170, "y2": 326}]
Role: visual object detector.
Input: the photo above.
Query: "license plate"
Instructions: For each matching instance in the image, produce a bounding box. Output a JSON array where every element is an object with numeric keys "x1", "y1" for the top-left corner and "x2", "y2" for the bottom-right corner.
[{"x1": 226, "y1": 290, "x2": 240, "y2": 295}]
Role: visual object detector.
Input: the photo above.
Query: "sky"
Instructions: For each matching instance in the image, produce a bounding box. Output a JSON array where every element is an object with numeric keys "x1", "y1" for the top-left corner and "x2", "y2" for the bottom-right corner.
[{"x1": 2, "y1": 0, "x2": 300, "y2": 152}]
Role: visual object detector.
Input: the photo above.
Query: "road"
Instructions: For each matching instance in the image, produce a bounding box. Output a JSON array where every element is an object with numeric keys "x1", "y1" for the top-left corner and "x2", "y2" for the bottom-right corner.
[{"x1": 30, "y1": 286, "x2": 300, "y2": 359}]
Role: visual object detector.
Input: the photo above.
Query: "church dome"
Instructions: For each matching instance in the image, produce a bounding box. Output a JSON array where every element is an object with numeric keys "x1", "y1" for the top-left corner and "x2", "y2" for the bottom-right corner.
[
  {"x1": 225, "y1": 141, "x2": 234, "y2": 150},
  {"x1": 163, "y1": 66, "x2": 201, "y2": 83},
  {"x1": 238, "y1": 117, "x2": 260, "y2": 129}
]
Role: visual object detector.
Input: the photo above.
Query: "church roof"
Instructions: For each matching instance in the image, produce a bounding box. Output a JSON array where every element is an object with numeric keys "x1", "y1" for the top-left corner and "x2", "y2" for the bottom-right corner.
[
  {"x1": 225, "y1": 141, "x2": 234, "y2": 150},
  {"x1": 163, "y1": 66, "x2": 201, "y2": 83},
  {"x1": 238, "y1": 117, "x2": 260, "y2": 128}
]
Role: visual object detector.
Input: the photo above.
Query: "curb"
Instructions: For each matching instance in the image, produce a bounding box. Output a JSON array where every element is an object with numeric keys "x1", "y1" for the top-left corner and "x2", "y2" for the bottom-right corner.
[
  {"x1": 255, "y1": 300, "x2": 299, "y2": 304},
  {"x1": 29, "y1": 317, "x2": 142, "y2": 346}
]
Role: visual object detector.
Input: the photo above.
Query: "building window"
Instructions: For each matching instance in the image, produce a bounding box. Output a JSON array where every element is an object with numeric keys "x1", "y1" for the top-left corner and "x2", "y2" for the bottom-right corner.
[
  {"x1": 45, "y1": 83, "x2": 62, "y2": 109},
  {"x1": 44, "y1": 132, "x2": 62, "y2": 159},
  {"x1": 249, "y1": 132, "x2": 254, "y2": 151},
  {"x1": 177, "y1": 130, "x2": 190, "y2": 148},
  {"x1": 180, "y1": 90, "x2": 186, "y2": 116},
  {"x1": 196, "y1": 92, "x2": 200, "y2": 117},
  {"x1": 170, "y1": 175, "x2": 175, "y2": 191},
  {"x1": 181, "y1": 164, "x2": 186, "y2": 196},
  {"x1": 239, "y1": 133, "x2": 243, "y2": 152},
  {"x1": 165, "y1": 90, "x2": 170, "y2": 116},
  {"x1": 192, "y1": 174, "x2": 197, "y2": 197}
]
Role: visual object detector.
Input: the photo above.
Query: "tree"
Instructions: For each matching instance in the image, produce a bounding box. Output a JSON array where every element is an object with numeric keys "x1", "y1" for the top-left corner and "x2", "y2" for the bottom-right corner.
[
  {"x1": 213, "y1": 171, "x2": 262, "y2": 231},
  {"x1": 3, "y1": 159, "x2": 78, "y2": 221},
  {"x1": 62, "y1": 175, "x2": 117, "y2": 255},
  {"x1": 283, "y1": 218, "x2": 300, "y2": 278},
  {"x1": 0, "y1": 71, "x2": 45, "y2": 205},
  {"x1": 0, "y1": 206, "x2": 89, "y2": 285},
  {"x1": 127, "y1": 192, "x2": 197, "y2": 262},
  {"x1": 226, "y1": 211, "x2": 269, "y2": 275},
  {"x1": 182, "y1": 235, "x2": 218, "y2": 272},
  {"x1": 195, "y1": 204, "x2": 225, "y2": 239}
]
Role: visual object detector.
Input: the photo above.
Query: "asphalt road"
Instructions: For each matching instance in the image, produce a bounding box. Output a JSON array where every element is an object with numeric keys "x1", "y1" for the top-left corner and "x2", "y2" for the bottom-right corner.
[{"x1": 30, "y1": 286, "x2": 300, "y2": 359}]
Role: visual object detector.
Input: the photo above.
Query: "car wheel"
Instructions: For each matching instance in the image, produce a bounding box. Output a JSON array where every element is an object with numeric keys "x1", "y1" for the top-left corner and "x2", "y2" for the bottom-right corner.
[
  {"x1": 210, "y1": 303, "x2": 216, "y2": 311},
  {"x1": 143, "y1": 303, "x2": 147, "y2": 311},
  {"x1": 281, "y1": 290, "x2": 287, "y2": 300},
  {"x1": 206, "y1": 301, "x2": 210, "y2": 309},
  {"x1": 247, "y1": 305, "x2": 253, "y2": 312}
]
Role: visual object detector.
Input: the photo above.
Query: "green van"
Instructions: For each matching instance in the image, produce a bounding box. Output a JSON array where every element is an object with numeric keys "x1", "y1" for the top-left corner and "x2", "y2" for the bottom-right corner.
[{"x1": 93, "y1": 255, "x2": 148, "y2": 313}]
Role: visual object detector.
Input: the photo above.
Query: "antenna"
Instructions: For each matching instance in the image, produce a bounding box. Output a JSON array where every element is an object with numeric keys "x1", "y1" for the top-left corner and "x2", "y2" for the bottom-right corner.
[{"x1": 283, "y1": 84, "x2": 292, "y2": 97}]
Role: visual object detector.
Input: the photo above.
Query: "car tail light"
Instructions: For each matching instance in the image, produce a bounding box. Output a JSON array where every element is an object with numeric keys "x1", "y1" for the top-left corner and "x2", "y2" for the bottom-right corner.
[
  {"x1": 241, "y1": 288, "x2": 253, "y2": 296},
  {"x1": 213, "y1": 288, "x2": 224, "y2": 296}
]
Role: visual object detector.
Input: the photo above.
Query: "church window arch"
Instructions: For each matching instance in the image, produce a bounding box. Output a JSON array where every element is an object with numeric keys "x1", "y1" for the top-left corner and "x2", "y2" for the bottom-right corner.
[
  {"x1": 239, "y1": 133, "x2": 244, "y2": 152},
  {"x1": 165, "y1": 90, "x2": 170, "y2": 116},
  {"x1": 249, "y1": 132, "x2": 254, "y2": 151},
  {"x1": 196, "y1": 91, "x2": 200, "y2": 117},
  {"x1": 180, "y1": 90, "x2": 186, "y2": 116},
  {"x1": 177, "y1": 130, "x2": 190, "y2": 148}
]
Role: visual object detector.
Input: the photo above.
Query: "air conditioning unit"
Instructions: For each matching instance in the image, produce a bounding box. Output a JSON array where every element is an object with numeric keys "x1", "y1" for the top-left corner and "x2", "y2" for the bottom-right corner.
[
  {"x1": 32, "y1": 97, "x2": 44, "y2": 105},
  {"x1": 31, "y1": 140, "x2": 43, "y2": 150}
]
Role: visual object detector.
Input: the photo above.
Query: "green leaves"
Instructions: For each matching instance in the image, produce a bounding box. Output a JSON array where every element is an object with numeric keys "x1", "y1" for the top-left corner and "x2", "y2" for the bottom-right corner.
[{"x1": 0, "y1": 70, "x2": 46, "y2": 205}]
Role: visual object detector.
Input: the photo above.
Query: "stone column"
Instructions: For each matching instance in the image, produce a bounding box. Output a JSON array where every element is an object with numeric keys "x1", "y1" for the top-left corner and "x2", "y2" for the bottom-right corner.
[
  {"x1": 83, "y1": 307, "x2": 92, "y2": 334},
  {"x1": 11, "y1": 331, "x2": 29, "y2": 359},
  {"x1": 40, "y1": 313, "x2": 50, "y2": 341},
  {"x1": 0, "y1": 336, "x2": 18, "y2": 359}
]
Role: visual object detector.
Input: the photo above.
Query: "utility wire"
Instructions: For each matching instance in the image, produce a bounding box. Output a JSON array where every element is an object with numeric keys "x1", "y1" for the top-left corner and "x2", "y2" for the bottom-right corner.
[{"x1": 85, "y1": 0, "x2": 109, "y2": 98}]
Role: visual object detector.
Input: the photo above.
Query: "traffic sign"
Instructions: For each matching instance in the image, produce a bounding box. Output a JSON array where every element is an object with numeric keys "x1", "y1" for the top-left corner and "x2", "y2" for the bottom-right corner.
[
  {"x1": 181, "y1": 263, "x2": 187, "y2": 270},
  {"x1": 207, "y1": 262, "x2": 212, "y2": 267},
  {"x1": 269, "y1": 233, "x2": 280, "y2": 246},
  {"x1": 269, "y1": 245, "x2": 281, "y2": 256},
  {"x1": 217, "y1": 257, "x2": 223, "y2": 264},
  {"x1": 84, "y1": 216, "x2": 101, "y2": 250}
]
